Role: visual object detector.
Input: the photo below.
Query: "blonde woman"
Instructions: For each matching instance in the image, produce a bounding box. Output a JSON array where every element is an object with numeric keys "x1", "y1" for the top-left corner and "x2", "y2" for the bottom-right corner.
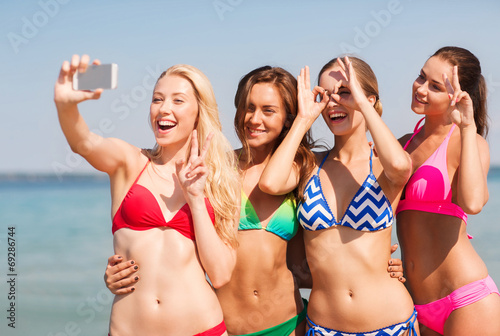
[{"x1": 54, "y1": 55, "x2": 239, "y2": 336}]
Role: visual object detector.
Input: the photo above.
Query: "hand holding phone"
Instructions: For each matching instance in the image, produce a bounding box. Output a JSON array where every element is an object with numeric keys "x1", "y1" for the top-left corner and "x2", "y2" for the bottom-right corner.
[{"x1": 73, "y1": 63, "x2": 118, "y2": 91}]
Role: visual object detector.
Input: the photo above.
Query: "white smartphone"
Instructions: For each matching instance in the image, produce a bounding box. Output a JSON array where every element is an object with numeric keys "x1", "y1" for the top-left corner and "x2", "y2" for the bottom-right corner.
[{"x1": 73, "y1": 63, "x2": 118, "y2": 91}]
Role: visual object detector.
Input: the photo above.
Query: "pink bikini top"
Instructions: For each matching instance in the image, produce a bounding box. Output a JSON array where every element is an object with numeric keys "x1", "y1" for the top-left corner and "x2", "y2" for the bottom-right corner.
[
  {"x1": 396, "y1": 118, "x2": 468, "y2": 224},
  {"x1": 112, "y1": 161, "x2": 215, "y2": 239}
]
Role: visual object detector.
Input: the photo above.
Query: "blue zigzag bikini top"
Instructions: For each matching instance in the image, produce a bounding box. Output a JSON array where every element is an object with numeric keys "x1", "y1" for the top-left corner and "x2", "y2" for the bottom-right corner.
[{"x1": 297, "y1": 149, "x2": 393, "y2": 232}]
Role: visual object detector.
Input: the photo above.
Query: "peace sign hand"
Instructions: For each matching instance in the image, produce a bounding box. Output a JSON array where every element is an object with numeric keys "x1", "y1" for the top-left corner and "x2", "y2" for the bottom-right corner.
[
  {"x1": 175, "y1": 130, "x2": 213, "y2": 200},
  {"x1": 443, "y1": 66, "x2": 475, "y2": 129},
  {"x1": 330, "y1": 57, "x2": 372, "y2": 114},
  {"x1": 54, "y1": 54, "x2": 103, "y2": 107},
  {"x1": 297, "y1": 66, "x2": 329, "y2": 125}
]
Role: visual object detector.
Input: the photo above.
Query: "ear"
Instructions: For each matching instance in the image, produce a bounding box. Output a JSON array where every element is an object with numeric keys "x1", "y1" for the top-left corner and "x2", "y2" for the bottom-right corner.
[{"x1": 367, "y1": 95, "x2": 376, "y2": 106}]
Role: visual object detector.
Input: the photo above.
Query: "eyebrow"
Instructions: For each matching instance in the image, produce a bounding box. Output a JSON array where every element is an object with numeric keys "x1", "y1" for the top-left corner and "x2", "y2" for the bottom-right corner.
[
  {"x1": 421, "y1": 70, "x2": 444, "y2": 87},
  {"x1": 153, "y1": 91, "x2": 189, "y2": 97}
]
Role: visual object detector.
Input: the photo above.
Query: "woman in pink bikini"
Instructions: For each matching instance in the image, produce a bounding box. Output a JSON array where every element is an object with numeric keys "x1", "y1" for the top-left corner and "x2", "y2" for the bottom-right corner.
[
  {"x1": 55, "y1": 55, "x2": 240, "y2": 335},
  {"x1": 396, "y1": 46, "x2": 500, "y2": 335}
]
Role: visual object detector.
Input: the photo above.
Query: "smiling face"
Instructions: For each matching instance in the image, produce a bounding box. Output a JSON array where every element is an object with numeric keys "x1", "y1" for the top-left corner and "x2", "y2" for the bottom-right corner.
[
  {"x1": 412, "y1": 56, "x2": 453, "y2": 116},
  {"x1": 150, "y1": 75, "x2": 199, "y2": 148},
  {"x1": 319, "y1": 65, "x2": 365, "y2": 135},
  {"x1": 244, "y1": 83, "x2": 287, "y2": 151}
]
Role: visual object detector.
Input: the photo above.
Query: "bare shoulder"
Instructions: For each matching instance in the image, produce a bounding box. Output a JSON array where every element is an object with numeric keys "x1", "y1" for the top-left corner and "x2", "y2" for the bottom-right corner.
[
  {"x1": 476, "y1": 133, "x2": 490, "y2": 151},
  {"x1": 398, "y1": 133, "x2": 413, "y2": 148},
  {"x1": 313, "y1": 150, "x2": 329, "y2": 163},
  {"x1": 111, "y1": 140, "x2": 148, "y2": 177}
]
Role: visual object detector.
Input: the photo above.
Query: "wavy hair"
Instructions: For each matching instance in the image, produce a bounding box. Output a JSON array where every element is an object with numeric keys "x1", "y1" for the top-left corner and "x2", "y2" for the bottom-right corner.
[
  {"x1": 233, "y1": 66, "x2": 316, "y2": 201},
  {"x1": 147, "y1": 64, "x2": 240, "y2": 248}
]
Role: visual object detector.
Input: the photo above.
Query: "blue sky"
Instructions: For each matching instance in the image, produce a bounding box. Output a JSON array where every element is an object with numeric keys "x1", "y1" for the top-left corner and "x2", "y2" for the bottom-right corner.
[{"x1": 1, "y1": 0, "x2": 499, "y2": 175}]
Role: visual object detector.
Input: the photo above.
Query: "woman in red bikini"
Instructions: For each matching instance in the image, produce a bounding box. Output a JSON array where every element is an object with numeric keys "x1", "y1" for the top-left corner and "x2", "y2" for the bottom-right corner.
[
  {"x1": 54, "y1": 55, "x2": 240, "y2": 336},
  {"x1": 396, "y1": 46, "x2": 500, "y2": 335}
]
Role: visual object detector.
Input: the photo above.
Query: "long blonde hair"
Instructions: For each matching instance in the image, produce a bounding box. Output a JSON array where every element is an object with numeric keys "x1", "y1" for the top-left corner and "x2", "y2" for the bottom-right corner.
[{"x1": 148, "y1": 64, "x2": 240, "y2": 248}]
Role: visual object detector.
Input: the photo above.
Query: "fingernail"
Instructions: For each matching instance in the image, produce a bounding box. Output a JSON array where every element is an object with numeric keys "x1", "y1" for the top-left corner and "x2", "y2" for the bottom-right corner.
[
  {"x1": 131, "y1": 287, "x2": 135, "y2": 291},
  {"x1": 392, "y1": 272, "x2": 395, "y2": 277},
  {"x1": 134, "y1": 266, "x2": 138, "y2": 270},
  {"x1": 389, "y1": 267, "x2": 392, "y2": 271},
  {"x1": 130, "y1": 261, "x2": 135, "y2": 265},
  {"x1": 134, "y1": 276, "x2": 139, "y2": 281},
  {"x1": 399, "y1": 277, "x2": 403, "y2": 281},
  {"x1": 117, "y1": 256, "x2": 122, "y2": 259},
  {"x1": 389, "y1": 260, "x2": 393, "y2": 265}
]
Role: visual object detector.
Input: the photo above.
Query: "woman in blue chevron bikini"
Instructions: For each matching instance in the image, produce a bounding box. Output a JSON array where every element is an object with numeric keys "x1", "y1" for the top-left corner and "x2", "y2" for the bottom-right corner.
[
  {"x1": 103, "y1": 64, "x2": 406, "y2": 336},
  {"x1": 260, "y1": 56, "x2": 419, "y2": 335}
]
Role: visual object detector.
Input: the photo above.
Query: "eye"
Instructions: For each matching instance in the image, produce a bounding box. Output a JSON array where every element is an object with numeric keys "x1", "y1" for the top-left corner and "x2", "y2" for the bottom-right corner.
[
  {"x1": 152, "y1": 97, "x2": 162, "y2": 103},
  {"x1": 338, "y1": 88, "x2": 350, "y2": 96},
  {"x1": 174, "y1": 99, "x2": 184, "y2": 104},
  {"x1": 264, "y1": 108, "x2": 275, "y2": 114},
  {"x1": 416, "y1": 74, "x2": 425, "y2": 82}
]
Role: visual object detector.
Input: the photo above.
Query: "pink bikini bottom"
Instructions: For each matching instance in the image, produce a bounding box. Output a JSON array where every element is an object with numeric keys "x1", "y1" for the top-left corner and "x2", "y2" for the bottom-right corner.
[{"x1": 415, "y1": 275, "x2": 499, "y2": 335}]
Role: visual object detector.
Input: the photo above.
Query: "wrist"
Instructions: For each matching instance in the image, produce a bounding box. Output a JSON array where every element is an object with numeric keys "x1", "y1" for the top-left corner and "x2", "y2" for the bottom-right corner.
[
  {"x1": 185, "y1": 194, "x2": 206, "y2": 209},
  {"x1": 294, "y1": 115, "x2": 315, "y2": 131},
  {"x1": 459, "y1": 123, "x2": 477, "y2": 134}
]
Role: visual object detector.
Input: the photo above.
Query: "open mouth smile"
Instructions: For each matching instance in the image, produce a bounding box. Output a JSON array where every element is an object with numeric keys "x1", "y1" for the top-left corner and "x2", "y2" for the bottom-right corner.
[{"x1": 158, "y1": 120, "x2": 176, "y2": 132}]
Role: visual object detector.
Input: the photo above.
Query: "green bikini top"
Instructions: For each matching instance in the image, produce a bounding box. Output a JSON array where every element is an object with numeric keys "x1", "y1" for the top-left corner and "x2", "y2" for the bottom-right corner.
[{"x1": 239, "y1": 190, "x2": 299, "y2": 241}]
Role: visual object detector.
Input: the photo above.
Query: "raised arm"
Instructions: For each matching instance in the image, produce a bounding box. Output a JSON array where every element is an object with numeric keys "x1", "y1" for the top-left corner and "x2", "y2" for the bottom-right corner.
[
  {"x1": 333, "y1": 57, "x2": 411, "y2": 186},
  {"x1": 259, "y1": 66, "x2": 328, "y2": 195},
  {"x1": 54, "y1": 54, "x2": 133, "y2": 174},
  {"x1": 176, "y1": 131, "x2": 237, "y2": 288},
  {"x1": 444, "y1": 66, "x2": 490, "y2": 213}
]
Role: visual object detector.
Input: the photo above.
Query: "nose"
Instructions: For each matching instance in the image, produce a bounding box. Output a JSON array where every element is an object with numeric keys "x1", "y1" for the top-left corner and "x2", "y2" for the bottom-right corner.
[
  {"x1": 159, "y1": 99, "x2": 173, "y2": 114},
  {"x1": 415, "y1": 81, "x2": 427, "y2": 96},
  {"x1": 248, "y1": 110, "x2": 262, "y2": 124},
  {"x1": 328, "y1": 93, "x2": 339, "y2": 106}
]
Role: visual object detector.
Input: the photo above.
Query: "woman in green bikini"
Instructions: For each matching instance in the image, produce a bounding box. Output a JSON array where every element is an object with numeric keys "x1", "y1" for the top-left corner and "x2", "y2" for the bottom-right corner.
[{"x1": 104, "y1": 66, "x2": 405, "y2": 336}]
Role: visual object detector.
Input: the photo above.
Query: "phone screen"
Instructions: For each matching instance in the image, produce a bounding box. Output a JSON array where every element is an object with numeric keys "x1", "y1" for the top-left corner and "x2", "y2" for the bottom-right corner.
[{"x1": 73, "y1": 64, "x2": 118, "y2": 91}]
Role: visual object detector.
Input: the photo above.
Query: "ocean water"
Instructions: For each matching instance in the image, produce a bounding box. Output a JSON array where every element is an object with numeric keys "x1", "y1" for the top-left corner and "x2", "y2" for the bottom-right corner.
[{"x1": 1, "y1": 169, "x2": 499, "y2": 336}]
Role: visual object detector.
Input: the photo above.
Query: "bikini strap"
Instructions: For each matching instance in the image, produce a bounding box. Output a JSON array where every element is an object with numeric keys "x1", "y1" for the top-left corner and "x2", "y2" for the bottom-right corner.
[
  {"x1": 446, "y1": 123, "x2": 457, "y2": 140},
  {"x1": 317, "y1": 151, "x2": 330, "y2": 173},
  {"x1": 369, "y1": 146, "x2": 374, "y2": 173},
  {"x1": 403, "y1": 117, "x2": 426, "y2": 150},
  {"x1": 132, "y1": 159, "x2": 150, "y2": 185}
]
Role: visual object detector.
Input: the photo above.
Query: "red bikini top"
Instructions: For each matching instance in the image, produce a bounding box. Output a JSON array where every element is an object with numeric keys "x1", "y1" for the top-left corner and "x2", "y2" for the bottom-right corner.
[{"x1": 112, "y1": 161, "x2": 215, "y2": 240}]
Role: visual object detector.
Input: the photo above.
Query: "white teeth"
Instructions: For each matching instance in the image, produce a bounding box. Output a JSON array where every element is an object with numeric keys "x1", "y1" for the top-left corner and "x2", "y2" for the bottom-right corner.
[
  {"x1": 329, "y1": 112, "x2": 347, "y2": 119},
  {"x1": 415, "y1": 95, "x2": 426, "y2": 104},
  {"x1": 249, "y1": 128, "x2": 265, "y2": 133},
  {"x1": 158, "y1": 120, "x2": 175, "y2": 126}
]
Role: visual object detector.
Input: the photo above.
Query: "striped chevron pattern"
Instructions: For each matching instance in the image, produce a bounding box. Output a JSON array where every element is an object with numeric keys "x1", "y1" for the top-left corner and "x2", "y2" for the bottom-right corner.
[
  {"x1": 297, "y1": 153, "x2": 393, "y2": 232},
  {"x1": 305, "y1": 309, "x2": 418, "y2": 335}
]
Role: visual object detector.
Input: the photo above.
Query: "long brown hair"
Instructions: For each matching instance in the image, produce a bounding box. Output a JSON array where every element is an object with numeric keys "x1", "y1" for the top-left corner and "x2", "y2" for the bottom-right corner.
[
  {"x1": 432, "y1": 46, "x2": 488, "y2": 137},
  {"x1": 234, "y1": 66, "x2": 316, "y2": 201}
]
